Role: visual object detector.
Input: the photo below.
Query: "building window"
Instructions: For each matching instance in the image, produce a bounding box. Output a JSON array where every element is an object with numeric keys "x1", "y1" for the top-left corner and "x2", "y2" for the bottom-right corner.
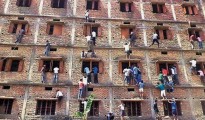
[
  {"x1": 89, "y1": 101, "x2": 99, "y2": 116},
  {"x1": 163, "y1": 101, "x2": 182, "y2": 116},
  {"x1": 157, "y1": 62, "x2": 177, "y2": 75},
  {"x1": 155, "y1": 28, "x2": 173, "y2": 40},
  {"x1": 120, "y1": 3, "x2": 132, "y2": 12},
  {"x1": 124, "y1": 101, "x2": 141, "y2": 116},
  {"x1": 0, "y1": 58, "x2": 24, "y2": 72},
  {"x1": 183, "y1": 5, "x2": 198, "y2": 15},
  {"x1": 86, "y1": 0, "x2": 98, "y2": 10},
  {"x1": 46, "y1": 24, "x2": 63, "y2": 36},
  {"x1": 0, "y1": 99, "x2": 13, "y2": 114},
  {"x1": 119, "y1": 61, "x2": 139, "y2": 74},
  {"x1": 35, "y1": 100, "x2": 56, "y2": 115},
  {"x1": 82, "y1": 60, "x2": 104, "y2": 74},
  {"x1": 8, "y1": 22, "x2": 29, "y2": 34},
  {"x1": 121, "y1": 27, "x2": 134, "y2": 39},
  {"x1": 38, "y1": 59, "x2": 64, "y2": 73},
  {"x1": 152, "y1": 3, "x2": 166, "y2": 13},
  {"x1": 83, "y1": 25, "x2": 102, "y2": 37},
  {"x1": 201, "y1": 101, "x2": 205, "y2": 115},
  {"x1": 16, "y1": 0, "x2": 31, "y2": 7},
  {"x1": 188, "y1": 29, "x2": 204, "y2": 39},
  {"x1": 196, "y1": 62, "x2": 205, "y2": 74},
  {"x1": 51, "y1": 0, "x2": 66, "y2": 8}
]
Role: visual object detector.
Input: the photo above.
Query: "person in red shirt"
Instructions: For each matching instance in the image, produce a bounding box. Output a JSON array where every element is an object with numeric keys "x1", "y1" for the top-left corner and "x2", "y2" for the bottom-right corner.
[
  {"x1": 78, "y1": 79, "x2": 84, "y2": 99},
  {"x1": 162, "y1": 68, "x2": 169, "y2": 84}
]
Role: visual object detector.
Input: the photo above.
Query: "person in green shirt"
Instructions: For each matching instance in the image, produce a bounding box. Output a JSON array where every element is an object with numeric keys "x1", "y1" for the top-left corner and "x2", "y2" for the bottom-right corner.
[
  {"x1": 158, "y1": 71, "x2": 164, "y2": 84},
  {"x1": 156, "y1": 82, "x2": 166, "y2": 99}
]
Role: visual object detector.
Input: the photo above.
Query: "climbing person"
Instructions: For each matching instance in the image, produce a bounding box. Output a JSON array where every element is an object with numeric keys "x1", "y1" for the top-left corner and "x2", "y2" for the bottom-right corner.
[
  {"x1": 123, "y1": 67, "x2": 132, "y2": 85},
  {"x1": 78, "y1": 79, "x2": 84, "y2": 99},
  {"x1": 92, "y1": 31, "x2": 97, "y2": 46},
  {"x1": 129, "y1": 31, "x2": 137, "y2": 47},
  {"x1": 85, "y1": 10, "x2": 89, "y2": 22},
  {"x1": 123, "y1": 42, "x2": 131, "y2": 58},
  {"x1": 53, "y1": 66, "x2": 59, "y2": 83},
  {"x1": 15, "y1": 29, "x2": 25, "y2": 43},
  {"x1": 149, "y1": 32, "x2": 159, "y2": 48},
  {"x1": 153, "y1": 98, "x2": 161, "y2": 120},
  {"x1": 190, "y1": 59, "x2": 197, "y2": 75},
  {"x1": 44, "y1": 40, "x2": 51, "y2": 56},
  {"x1": 168, "y1": 98, "x2": 178, "y2": 120},
  {"x1": 171, "y1": 66, "x2": 179, "y2": 85},
  {"x1": 118, "y1": 102, "x2": 125, "y2": 120},
  {"x1": 197, "y1": 36, "x2": 203, "y2": 49},
  {"x1": 156, "y1": 82, "x2": 166, "y2": 99},
  {"x1": 40, "y1": 65, "x2": 46, "y2": 83},
  {"x1": 138, "y1": 80, "x2": 144, "y2": 99},
  {"x1": 56, "y1": 90, "x2": 63, "y2": 101},
  {"x1": 189, "y1": 34, "x2": 195, "y2": 49}
]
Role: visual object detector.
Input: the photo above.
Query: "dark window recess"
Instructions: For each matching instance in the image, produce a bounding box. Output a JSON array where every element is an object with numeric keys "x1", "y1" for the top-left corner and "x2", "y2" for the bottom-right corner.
[
  {"x1": 161, "y1": 51, "x2": 168, "y2": 55},
  {"x1": 124, "y1": 22, "x2": 130, "y2": 24},
  {"x1": 53, "y1": 19, "x2": 60, "y2": 21},
  {"x1": 124, "y1": 101, "x2": 141, "y2": 116},
  {"x1": 88, "y1": 88, "x2": 93, "y2": 91},
  {"x1": 11, "y1": 47, "x2": 18, "y2": 50},
  {"x1": 12, "y1": 24, "x2": 18, "y2": 33},
  {"x1": 49, "y1": 25, "x2": 54, "y2": 35},
  {"x1": 50, "y1": 48, "x2": 57, "y2": 51},
  {"x1": 89, "y1": 101, "x2": 99, "y2": 116},
  {"x1": 163, "y1": 101, "x2": 182, "y2": 116},
  {"x1": 45, "y1": 87, "x2": 52, "y2": 91},
  {"x1": 127, "y1": 88, "x2": 135, "y2": 92},
  {"x1": 2, "y1": 86, "x2": 10, "y2": 89},
  {"x1": 43, "y1": 60, "x2": 60, "y2": 72},
  {"x1": 86, "y1": 0, "x2": 98, "y2": 10},
  {"x1": 157, "y1": 23, "x2": 163, "y2": 26},
  {"x1": 152, "y1": 4, "x2": 164, "y2": 13},
  {"x1": 16, "y1": 0, "x2": 31, "y2": 7},
  {"x1": 51, "y1": 0, "x2": 66, "y2": 8},
  {"x1": 35, "y1": 100, "x2": 56, "y2": 115},
  {"x1": 190, "y1": 24, "x2": 196, "y2": 27},
  {"x1": 92, "y1": 27, "x2": 98, "y2": 36},
  {"x1": 18, "y1": 17, "x2": 24, "y2": 20},
  {"x1": 79, "y1": 101, "x2": 84, "y2": 112},
  {"x1": 10, "y1": 60, "x2": 20, "y2": 72},
  {"x1": 201, "y1": 101, "x2": 205, "y2": 115},
  {"x1": 188, "y1": 30, "x2": 201, "y2": 38},
  {"x1": 0, "y1": 99, "x2": 13, "y2": 114},
  {"x1": 163, "y1": 30, "x2": 167, "y2": 39},
  {"x1": 196, "y1": 52, "x2": 202, "y2": 56},
  {"x1": 120, "y1": 3, "x2": 132, "y2": 12}
]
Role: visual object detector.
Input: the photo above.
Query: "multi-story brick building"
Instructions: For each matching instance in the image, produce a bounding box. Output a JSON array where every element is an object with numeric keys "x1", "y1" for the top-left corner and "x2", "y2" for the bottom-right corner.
[{"x1": 0, "y1": 0, "x2": 205, "y2": 120}]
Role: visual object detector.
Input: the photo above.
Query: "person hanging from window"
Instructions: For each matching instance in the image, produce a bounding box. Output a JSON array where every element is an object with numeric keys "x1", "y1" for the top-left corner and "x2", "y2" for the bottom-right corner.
[
  {"x1": 189, "y1": 59, "x2": 197, "y2": 75},
  {"x1": 133, "y1": 64, "x2": 139, "y2": 84},
  {"x1": 84, "y1": 67, "x2": 91, "y2": 84},
  {"x1": 123, "y1": 67, "x2": 132, "y2": 85},
  {"x1": 123, "y1": 42, "x2": 131, "y2": 58},
  {"x1": 118, "y1": 102, "x2": 125, "y2": 120},
  {"x1": 138, "y1": 80, "x2": 144, "y2": 99},
  {"x1": 153, "y1": 98, "x2": 161, "y2": 120},
  {"x1": 149, "y1": 32, "x2": 159, "y2": 48},
  {"x1": 85, "y1": 10, "x2": 89, "y2": 22},
  {"x1": 53, "y1": 66, "x2": 59, "y2": 83},
  {"x1": 92, "y1": 31, "x2": 97, "y2": 46},
  {"x1": 86, "y1": 35, "x2": 94, "y2": 53},
  {"x1": 189, "y1": 34, "x2": 195, "y2": 49},
  {"x1": 198, "y1": 69, "x2": 205, "y2": 83},
  {"x1": 162, "y1": 68, "x2": 169, "y2": 84},
  {"x1": 93, "y1": 66, "x2": 98, "y2": 83},
  {"x1": 40, "y1": 65, "x2": 46, "y2": 83},
  {"x1": 197, "y1": 36, "x2": 203, "y2": 49},
  {"x1": 129, "y1": 31, "x2": 137, "y2": 47},
  {"x1": 44, "y1": 40, "x2": 51, "y2": 56},
  {"x1": 78, "y1": 79, "x2": 84, "y2": 99},
  {"x1": 56, "y1": 90, "x2": 63, "y2": 101},
  {"x1": 15, "y1": 29, "x2": 25, "y2": 43},
  {"x1": 166, "y1": 76, "x2": 174, "y2": 93},
  {"x1": 158, "y1": 71, "x2": 164, "y2": 84},
  {"x1": 168, "y1": 98, "x2": 178, "y2": 120},
  {"x1": 156, "y1": 82, "x2": 166, "y2": 99},
  {"x1": 107, "y1": 112, "x2": 115, "y2": 120},
  {"x1": 82, "y1": 75, "x2": 88, "y2": 98},
  {"x1": 171, "y1": 66, "x2": 179, "y2": 85}
]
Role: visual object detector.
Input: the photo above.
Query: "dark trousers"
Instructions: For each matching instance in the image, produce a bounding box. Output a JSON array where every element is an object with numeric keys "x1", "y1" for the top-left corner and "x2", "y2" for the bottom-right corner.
[
  {"x1": 172, "y1": 74, "x2": 179, "y2": 85},
  {"x1": 87, "y1": 73, "x2": 91, "y2": 83},
  {"x1": 150, "y1": 39, "x2": 159, "y2": 47},
  {"x1": 94, "y1": 73, "x2": 98, "y2": 83},
  {"x1": 92, "y1": 37, "x2": 96, "y2": 45},
  {"x1": 15, "y1": 35, "x2": 23, "y2": 43}
]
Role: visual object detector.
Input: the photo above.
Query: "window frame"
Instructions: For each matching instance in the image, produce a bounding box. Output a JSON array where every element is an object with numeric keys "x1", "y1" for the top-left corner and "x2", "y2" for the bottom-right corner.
[
  {"x1": 81, "y1": 59, "x2": 104, "y2": 74},
  {"x1": 46, "y1": 23, "x2": 63, "y2": 36},
  {"x1": 152, "y1": 3, "x2": 166, "y2": 13},
  {"x1": 183, "y1": 5, "x2": 198, "y2": 15},
  {"x1": 8, "y1": 21, "x2": 29, "y2": 35},
  {"x1": 120, "y1": 2, "x2": 132, "y2": 12},
  {"x1": 0, "y1": 58, "x2": 24, "y2": 72},
  {"x1": 51, "y1": 0, "x2": 66, "y2": 8},
  {"x1": 88, "y1": 101, "x2": 99, "y2": 116},
  {"x1": 0, "y1": 99, "x2": 14, "y2": 114},
  {"x1": 83, "y1": 24, "x2": 102, "y2": 37},
  {"x1": 163, "y1": 101, "x2": 182, "y2": 116},
  {"x1": 156, "y1": 62, "x2": 178, "y2": 75},
  {"x1": 16, "y1": 0, "x2": 32, "y2": 7},
  {"x1": 35, "y1": 100, "x2": 56, "y2": 115},
  {"x1": 154, "y1": 26, "x2": 173, "y2": 40},
  {"x1": 188, "y1": 28, "x2": 204, "y2": 40},
  {"x1": 123, "y1": 101, "x2": 141, "y2": 116},
  {"x1": 86, "y1": 0, "x2": 99, "y2": 10},
  {"x1": 120, "y1": 27, "x2": 134, "y2": 39},
  {"x1": 38, "y1": 58, "x2": 64, "y2": 73}
]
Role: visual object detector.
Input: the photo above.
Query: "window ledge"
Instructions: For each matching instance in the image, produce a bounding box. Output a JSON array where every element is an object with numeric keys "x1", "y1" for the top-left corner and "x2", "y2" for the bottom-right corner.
[
  {"x1": 38, "y1": 56, "x2": 63, "y2": 60},
  {"x1": 35, "y1": 97, "x2": 57, "y2": 100},
  {"x1": 0, "y1": 96, "x2": 15, "y2": 99},
  {"x1": 10, "y1": 20, "x2": 28, "y2": 24}
]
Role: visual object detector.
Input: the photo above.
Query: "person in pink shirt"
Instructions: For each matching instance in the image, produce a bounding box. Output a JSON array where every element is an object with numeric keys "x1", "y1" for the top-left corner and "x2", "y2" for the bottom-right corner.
[
  {"x1": 198, "y1": 69, "x2": 205, "y2": 83},
  {"x1": 78, "y1": 79, "x2": 84, "y2": 99}
]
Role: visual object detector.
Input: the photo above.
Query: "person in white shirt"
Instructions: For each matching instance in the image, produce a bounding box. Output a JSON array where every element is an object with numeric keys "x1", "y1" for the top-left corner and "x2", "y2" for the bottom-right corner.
[
  {"x1": 118, "y1": 102, "x2": 125, "y2": 120},
  {"x1": 91, "y1": 31, "x2": 97, "y2": 45},
  {"x1": 82, "y1": 100, "x2": 87, "y2": 111},
  {"x1": 190, "y1": 59, "x2": 197, "y2": 74},
  {"x1": 86, "y1": 35, "x2": 94, "y2": 52},
  {"x1": 124, "y1": 42, "x2": 131, "y2": 57},
  {"x1": 56, "y1": 90, "x2": 63, "y2": 101},
  {"x1": 85, "y1": 10, "x2": 89, "y2": 22},
  {"x1": 123, "y1": 67, "x2": 133, "y2": 85},
  {"x1": 53, "y1": 66, "x2": 59, "y2": 83},
  {"x1": 149, "y1": 32, "x2": 159, "y2": 48},
  {"x1": 171, "y1": 66, "x2": 179, "y2": 85}
]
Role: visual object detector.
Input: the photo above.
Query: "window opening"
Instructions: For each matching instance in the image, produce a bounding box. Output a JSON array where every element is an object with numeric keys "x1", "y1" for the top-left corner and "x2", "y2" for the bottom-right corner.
[
  {"x1": 36, "y1": 100, "x2": 56, "y2": 115},
  {"x1": 10, "y1": 60, "x2": 20, "y2": 72},
  {"x1": 0, "y1": 99, "x2": 13, "y2": 114}
]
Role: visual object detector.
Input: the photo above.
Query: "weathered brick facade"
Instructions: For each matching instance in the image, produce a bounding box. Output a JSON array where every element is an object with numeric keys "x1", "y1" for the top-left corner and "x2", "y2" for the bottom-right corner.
[{"x1": 0, "y1": 0, "x2": 205, "y2": 120}]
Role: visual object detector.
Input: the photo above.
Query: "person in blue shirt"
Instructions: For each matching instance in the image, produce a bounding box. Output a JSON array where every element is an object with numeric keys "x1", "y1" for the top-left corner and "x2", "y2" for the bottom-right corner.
[
  {"x1": 93, "y1": 66, "x2": 98, "y2": 83},
  {"x1": 168, "y1": 98, "x2": 178, "y2": 120},
  {"x1": 156, "y1": 82, "x2": 166, "y2": 99}
]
